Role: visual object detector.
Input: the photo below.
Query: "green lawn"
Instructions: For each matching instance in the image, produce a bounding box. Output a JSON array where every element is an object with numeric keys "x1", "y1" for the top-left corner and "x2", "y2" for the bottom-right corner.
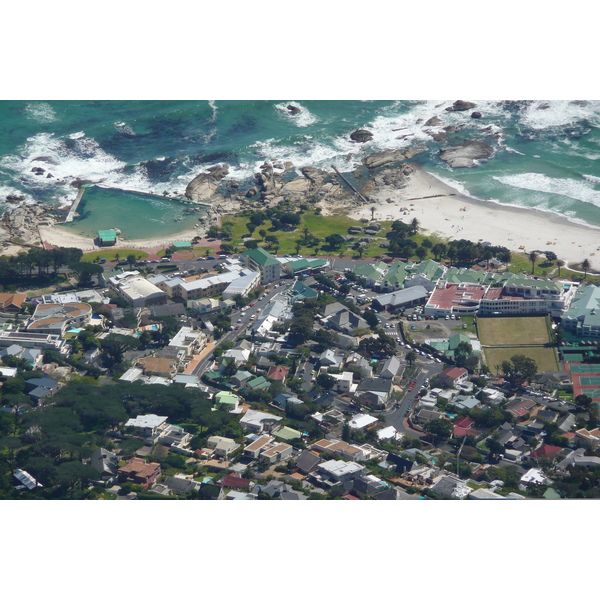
[
  {"x1": 484, "y1": 346, "x2": 559, "y2": 373},
  {"x1": 477, "y1": 316, "x2": 550, "y2": 346},
  {"x1": 82, "y1": 249, "x2": 149, "y2": 263},
  {"x1": 156, "y1": 246, "x2": 214, "y2": 258},
  {"x1": 220, "y1": 210, "x2": 436, "y2": 259}
]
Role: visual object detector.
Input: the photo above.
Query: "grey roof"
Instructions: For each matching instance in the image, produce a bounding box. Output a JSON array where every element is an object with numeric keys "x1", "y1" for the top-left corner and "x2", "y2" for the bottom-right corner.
[
  {"x1": 380, "y1": 356, "x2": 401, "y2": 378},
  {"x1": 90, "y1": 448, "x2": 118, "y2": 476},
  {"x1": 26, "y1": 377, "x2": 58, "y2": 389},
  {"x1": 357, "y1": 378, "x2": 393, "y2": 394},
  {"x1": 295, "y1": 450, "x2": 322, "y2": 474},
  {"x1": 150, "y1": 303, "x2": 186, "y2": 317},
  {"x1": 373, "y1": 285, "x2": 429, "y2": 308}
]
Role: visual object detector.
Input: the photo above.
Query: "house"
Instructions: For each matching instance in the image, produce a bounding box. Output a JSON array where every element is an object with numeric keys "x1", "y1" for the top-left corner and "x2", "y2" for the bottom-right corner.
[
  {"x1": 380, "y1": 356, "x2": 401, "y2": 379},
  {"x1": 319, "y1": 349, "x2": 344, "y2": 369},
  {"x1": 221, "y1": 473, "x2": 252, "y2": 491},
  {"x1": 215, "y1": 391, "x2": 241, "y2": 412},
  {"x1": 14, "y1": 468, "x2": 42, "y2": 490},
  {"x1": 272, "y1": 394, "x2": 303, "y2": 410},
  {"x1": 294, "y1": 450, "x2": 322, "y2": 475},
  {"x1": 164, "y1": 476, "x2": 202, "y2": 495},
  {"x1": 225, "y1": 491, "x2": 258, "y2": 500},
  {"x1": 329, "y1": 371, "x2": 354, "y2": 394},
  {"x1": 529, "y1": 444, "x2": 564, "y2": 462},
  {"x1": 0, "y1": 292, "x2": 27, "y2": 313},
  {"x1": 311, "y1": 439, "x2": 367, "y2": 462},
  {"x1": 376, "y1": 425, "x2": 403, "y2": 442},
  {"x1": 371, "y1": 286, "x2": 429, "y2": 312},
  {"x1": 260, "y1": 442, "x2": 293, "y2": 464},
  {"x1": 313, "y1": 460, "x2": 365, "y2": 486},
  {"x1": 575, "y1": 428, "x2": 600, "y2": 450},
  {"x1": 28, "y1": 302, "x2": 93, "y2": 335},
  {"x1": 168, "y1": 327, "x2": 207, "y2": 358},
  {"x1": 124, "y1": 414, "x2": 168, "y2": 436},
  {"x1": 246, "y1": 376, "x2": 271, "y2": 392},
  {"x1": 520, "y1": 468, "x2": 548, "y2": 486},
  {"x1": 355, "y1": 378, "x2": 393, "y2": 409},
  {"x1": 118, "y1": 457, "x2": 161, "y2": 488},
  {"x1": 429, "y1": 475, "x2": 470, "y2": 499},
  {"x1": 89, "y1": 448, "x2": 118, "y2": 482},
  {"x1": 231, "y1": 370, "x2": 254, "y2": 388},
  {"x1": 138, "y1": 357, "x2": 176, "y2": 378},
  {"x1": 348, "y1": 413, "x2": 379, "y2": 430},
  {"x1": 438, "y1": 367, "x2": 469, "y2": 388},
  {"x1": 267, "y1": 365, "x2": 289, "y2": 381},
  {"x1": 244, "y1": 435, "x2": 274, "y2": 460},
  {"x1": 108, "y1": 271, "x2": 167, "y2": 307},
  {"x1": 505, "y1": 397, "x2": 536, "y2": 419},
  {"x1": 272, "y1": 425, "x2": 302, "y2": 441},
  {"x1": 351, "y1": 474, "x2": 387, "y2": 497},
  {"x1": 204, "y1": 436, "x2": 240, "y2": 460}
]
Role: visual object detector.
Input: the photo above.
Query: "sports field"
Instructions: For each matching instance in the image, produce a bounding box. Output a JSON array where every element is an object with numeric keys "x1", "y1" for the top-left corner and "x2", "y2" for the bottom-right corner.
[
  {"x1": 484, "y1": 346, "x2": 559, "y2": 372},
  {"x1": 477, "y1": 316, "x2": 550, "y2": 346}
]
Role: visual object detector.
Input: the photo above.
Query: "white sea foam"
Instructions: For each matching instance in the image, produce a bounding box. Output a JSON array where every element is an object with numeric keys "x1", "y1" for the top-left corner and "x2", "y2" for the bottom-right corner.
[
  {"x1": 583, "y1": 174, "x2": 600, "y2": 184},
  {"x1": 0, "y1": 182, "x2": 36, "y2": 206},
  {"x1": 0, "y1": 131, "x2": 157, "y2": 200},
  {"x1": 114, "y1": 121, "x2": 136, "y2": 136},
  {"x1": 519, "y1": 100, "x2": 600, "y2": 130},
  {"x1": 69, "y1": 131, "x2": 86, "y2": 140},
  {"x1": 505, "y1": 147, "x2": 525, "y2": 155},
  {"x1": 208, "y1": 100, "x2": 218, "y2": 122},
  {"x1": 427, "y1": 173, "x2": 484, "y2": 201},
  {"x1": 274, "y1": 102, "x2": 318, "y2": 127},
  {"x1": 24, "y1": 102, "x2": 57, "y2": 124},
  {"x1": 494, "y1": 172, "x2": 600, "y2": 207}
]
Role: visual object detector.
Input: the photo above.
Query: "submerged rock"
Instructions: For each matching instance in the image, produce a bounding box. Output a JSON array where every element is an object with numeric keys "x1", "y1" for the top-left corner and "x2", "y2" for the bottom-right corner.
[
  {"x1": 446, "y1": 100, "x2": 477, "y2": 112},
  {"x1": 287, "y1": 104, "x2": 301, "y2": 116},
  {"x1": 424, "y1": 116, "x2": 443, "y2": 127},
  {"x1": 471, "y1": 111, "x2": 482, "y2": 119},
  {"x1": 439, "y1": 140, "x2": 494, "y2": 168},
  {"x1": 350, "y1": 129, "x2": 374, "y2": 143},
  {"x1": 362, "y1": 147, "x2": 424, "y2": 170}
]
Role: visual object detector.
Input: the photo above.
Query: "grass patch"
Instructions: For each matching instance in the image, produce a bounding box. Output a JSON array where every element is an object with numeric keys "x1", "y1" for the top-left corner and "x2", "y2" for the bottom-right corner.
[
  {"x1": 484, "y1": 346, "x2": 559, "y2": 373},
  {"x1": 477, "y1": 316, "x2": 550, "y2": 346},
  {"x1": 450, "y1": 315, "x2": 477, "y2": 334},
  {"x1": 82, "y1": 249, "x2": 149, "y2": 263},
  {"x1": 156, "y1": 246, "x2": 214, "y2": 258}
]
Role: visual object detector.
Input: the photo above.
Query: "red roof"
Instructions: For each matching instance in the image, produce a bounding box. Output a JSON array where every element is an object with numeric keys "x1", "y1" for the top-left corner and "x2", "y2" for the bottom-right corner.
[
  {"x1": 530, "y1": 444, "x2": 563, "y2": 460},
  {"x1": 562, "y1": 432, "x2": 576, "y2": 439},
  {"x1": 267, "y1": 365, "x2": 289, "y2": 381},
  {"x1": 441, "y1": 367, "x2": 468, "y2": 381},
  {"x1": 341, "y1": 494, "x2": 361, "y2": 500},
  {"x1": 453, "y1": 426, "x2": 479, "y2": 437},
  {"x1": 454, "y1": 416, "x2": 474, "y2": 429},
  {"x1": 221, "y1": 474, "x2": 251, "y2": 489}
]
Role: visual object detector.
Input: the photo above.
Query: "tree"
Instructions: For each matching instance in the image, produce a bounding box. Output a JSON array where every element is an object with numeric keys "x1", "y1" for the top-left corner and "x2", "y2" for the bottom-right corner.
[
  {"x1": 424, "y1": 418, "x2": 453, "y2": 443},
  {"x1": 454, "y1": 341, "x2": 473, "y2": 369},
  {"x1": 258, "y1": 229, "x2": 267, "y2": 241},
  {"x1": 69, "y1": 262, "x2": 104, "y2": 287},
  {"x1": 528, "y1": 251, "x2": 538, "y2": 274},
  {"x1": 405, "y1": 350, "x2": 417, "y2": 366},
  {"x1": 582, "y1": 258, "x2": 591, "y2": 279},
  {"x1": 556, "y1": 259, "x2": 565, "y2": 277},
  {"x1": 315, "y1": 373, "x2": 335, "y2": 391},
  {"x1": 501, "y1": 354, "x2": 538, "y2": 388},
  {"x1": 126, "y1": 254, "x2": 137, "y2": 269},
  {"x1": 325, "y1": 234, "x2": 345, "y2": 249},
  {"x1": 575, "y1": 394, "x2": 592, "y2": 411},
  {"x1": 545, "y1": 251, "x2": 557, "y2": 262},
  {"x1": 363, "y1": 309, "x2": 379, "y2": 330},
  {"x1": 415, "y1": 245, "x2": 428, "y2": 261},
  {"x1": 410, "y1": 217, "x2": 420, "y2": 235}
]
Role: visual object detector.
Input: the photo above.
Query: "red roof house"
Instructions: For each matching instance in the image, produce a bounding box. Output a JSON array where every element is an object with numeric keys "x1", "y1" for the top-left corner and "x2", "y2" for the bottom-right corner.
[
  {"x1": 439, "y1": 367, "x2": 468, "y2": 388},
  {"x1": 529, "y1": 444, "x2": 564, "y2": 461},
  {"x1": 267, "y1": 366, "x2": 289, "y2": 381},
  {"x1": 221, "y1": 473, "x2": 251, "y2": 490}
]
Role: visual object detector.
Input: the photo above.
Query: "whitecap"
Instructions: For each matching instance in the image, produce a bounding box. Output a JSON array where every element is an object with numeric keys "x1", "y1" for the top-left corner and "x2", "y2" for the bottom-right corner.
[
  {"x1": 493, "y1": 172, "x2": 600, "y2": 207},
  {"x1": 519, "y1": 100, "x2": 600, "y2": 130},
  {"x1": 24, "y1": 102, "x2": 57, "y2": 124},
  {"x1": 583, "y1": 174, "x2": 600, "y2": 184},
  {"x1": 505, "y1": 147, "x2": 526, "y2": 155},
  {"x1": 274, "y1": 102, "x2": 318, "y2": 127},
  {"x1": 69, "y1": 131, "x2": 86, "y2": 140}
]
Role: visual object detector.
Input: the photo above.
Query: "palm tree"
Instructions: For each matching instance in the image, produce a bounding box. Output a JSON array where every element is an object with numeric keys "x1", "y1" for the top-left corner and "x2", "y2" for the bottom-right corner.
[
  {"x1": 528, "y1": 251, "x2": 537, "y2": 274},
  {"x1": 370, "y1": 206, "x2": 376, "y2": 221},
  {"x1": 582, "y1": 258, "x2": 591, "y2": 279},
  {"x1": 556, "y1": 259, "x2": 565, "y2": 277}
]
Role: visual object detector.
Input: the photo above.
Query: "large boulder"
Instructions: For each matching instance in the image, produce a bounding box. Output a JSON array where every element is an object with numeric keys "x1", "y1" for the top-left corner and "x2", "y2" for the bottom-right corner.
[
  {"x1": 287, "y1": 104, "x2": 301, "y2": 115},
  {"x1": 424, "y1": 116, "x2": 443, "y2": 127},
  {"x1": 185, "y1": 164, "x2": 229, "y2": 203},
  {"x1": 471, "y1": 111, "x2": 482, "y2": 119},
  {"x1": 445, "y1": 100, "x2": 477, "y2": 112},
  {"x1": 362, "y1": 147, "x2": 424, "y2": 170},
  {"x1": 439, "y1": 140, "x2": 494, "y2": 168},
  {"x1": 350, "y1": 129, "x2": 374, "y2": 143}
]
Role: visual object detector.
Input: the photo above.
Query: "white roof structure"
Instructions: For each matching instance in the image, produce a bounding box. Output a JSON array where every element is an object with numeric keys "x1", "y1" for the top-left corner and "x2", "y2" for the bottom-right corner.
[
  {"x1": 125, "y1": 414, "x2": 168, "y2": 429},
  {"x1": 0, "y1": 366, "x2": 18, "y2": 378},
  {"x1": 14, "y1": 469, "x2": 41, "y2": 490},
  {"x1": 119, "y1": 368, "x2": 143, "y2": 383},
  {"x1": 222, "y1": 271, "x2": 260, "y2": 300},
  {"x1": 348, "y1": 413, "x2": 379, "y2": 430},
  {"x1": 520, "y1": 468, "x2": 547, "y2": 485},
  {"x1": 376, "y1": 425, "x2": 401, "y2": 441},
  {"x1": 169, "y1": 327, "x2": 203, "y2": 350},
  {"x1": 240, "y1": 409, "x2": 282, "y2": 428},
  {"x1": 319, "y1": 460, "x2": 364, "y2": 479}
]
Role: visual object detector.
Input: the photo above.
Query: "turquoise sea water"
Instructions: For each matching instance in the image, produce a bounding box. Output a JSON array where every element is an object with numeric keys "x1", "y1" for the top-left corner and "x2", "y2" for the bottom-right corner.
[
  {"x1": 62, "y1": 186, "x2": 204, "y2": 240},
  {"x1": 1, "y1": 100, "x2": 599, "y2": 229}
]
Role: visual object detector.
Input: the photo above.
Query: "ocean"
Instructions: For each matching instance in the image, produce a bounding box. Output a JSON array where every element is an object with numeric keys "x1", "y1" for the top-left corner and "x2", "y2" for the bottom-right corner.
[{"x1": 1, "y1": 99, "x2": 599, "y2": 234}]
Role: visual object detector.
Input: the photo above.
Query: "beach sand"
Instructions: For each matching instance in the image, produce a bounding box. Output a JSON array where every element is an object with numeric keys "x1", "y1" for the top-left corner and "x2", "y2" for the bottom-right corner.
[
  {"x1": 39, "y1": 224, "x2": 202, "y2": 252},
  {"x1": 349, "y1": 166, "x2": 600, "y2": 270}
]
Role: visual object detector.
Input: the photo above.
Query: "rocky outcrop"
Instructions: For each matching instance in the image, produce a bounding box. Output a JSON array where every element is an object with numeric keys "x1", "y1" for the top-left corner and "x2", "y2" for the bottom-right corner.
[
  {"x1": 350, "y1": 129, "x2": 373, "y2": 143},
  {"x1": 424, "y1": 116, "x2": 443, "y2": 127},
  {"x1": 185, "y1": 164, "x2": 229, "y2": 203},
  {"x1": 446, "y1": 100, "x2": 477, "y2": 112},
  {"x1": 1, "y1": 203, "x2": 54, "y2": 247},
  {"x1": 362, "y1": 147, "x2": 424, "y2": 170},
  {"x1": 439, "y1": 140, "x2": 494, "y2": 168}
]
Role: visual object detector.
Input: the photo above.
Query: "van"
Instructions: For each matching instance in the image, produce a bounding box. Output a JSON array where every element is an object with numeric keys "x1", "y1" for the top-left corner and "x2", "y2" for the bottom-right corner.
[{"x1": 161, "y1": 257, "x2": 171, "y2": 262}]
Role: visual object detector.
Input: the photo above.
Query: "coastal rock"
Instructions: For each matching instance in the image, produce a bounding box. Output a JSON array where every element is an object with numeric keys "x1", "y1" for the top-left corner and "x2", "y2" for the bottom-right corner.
[
  {"x1": 71, "y1": 178, "x2": 99, "y2": 188},
  {"x1": 280, "y1": 178, "x2": 311, "y2": 194},
  {"x1": 424, "y1": 116, "x2": 443, "y2": 127},
  {"x1": 31, "y1": 167, "x2": 45, "y2": 175},
  {"x1": 350, "y1": 129, "x2": 374, "y2": 143},
  {"x1": 471, "y1": 111, "x2": 482, "y2": 119},
  {"x1": 362, "y1": 147, "x2": 424, "y2": 170},
  {"x1": 6, "y1": 194, "x2": 26, "y2": 203},
  {"x1": 185, "y1": 164, "x2": 229, "y2": 203},
  {"x1": 287, "y1": 104, "x2": 301, "y2": 116},
  {"x1": 439, "y1": 140, "x2": 494, "y2": 168},
  {"x1": 32, "y1": 156, "x2": 60, "y2": 165},
  {"x1": 246, "y1": 187, "x2": 258, "y2": 198},
  {"x1": 428, "y1": 131, "x2": 448, "y2": 143},
  {"x1": 445, "y1": 100, "x2": 477, "y2": 112},
  {"x1": 1, "y1": 203, "x2": 52, "y2": 247}
]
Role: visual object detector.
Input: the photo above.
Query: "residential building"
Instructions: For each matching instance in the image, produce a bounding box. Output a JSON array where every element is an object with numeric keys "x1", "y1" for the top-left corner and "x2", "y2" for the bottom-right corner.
[
  {"x1": 241, "y1": 247, "x2": 281, "y2": 284},
  {"x1": 108, "y1": 271, "x2": 167, "y2": 307},
  {"x1": 0, "y1": 292, "x2": 27, "y2": 313},
  {"x1": 124, "y1": 414, "x2": 168, "y2": 436},
  {"x1": 28, "y1": 302, "x2": 92, "y2": 334},
  {"x1": 239, "y1": 409, "x2": 282, "y2": 433},
  {"x1": 438, "y1": 367, "x2": 469, "y2": 388},
  {"x1": 168, "y1": 327, "x2": 207, "y2": 358},
  {"x1": 244, "y1": 435, "x2": 274, "y2": 460},
  {"x1": 205, "y1": 436, "x2": 240, "y2": 459},
  {"x1": 562, "y1": 284, "x2": 600, "y2": 338},
  {"x1": 118, "y1": 458, "x2": 161, "y2": 488}
]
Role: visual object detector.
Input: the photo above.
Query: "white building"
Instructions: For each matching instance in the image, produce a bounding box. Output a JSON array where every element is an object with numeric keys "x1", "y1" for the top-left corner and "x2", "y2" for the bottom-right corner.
[{"x1": 108, "y1": 271, "x2": 167, "y2": 308}]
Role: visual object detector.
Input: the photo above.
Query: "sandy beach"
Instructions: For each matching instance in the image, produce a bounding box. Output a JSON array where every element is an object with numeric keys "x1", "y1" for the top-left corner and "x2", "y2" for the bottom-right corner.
[
  {"x1": 349, "y1": 166, "x2": 600, "y2": 270},
  {"x1": 38, "y1": 224, "x2": 203, "y2": 252}
]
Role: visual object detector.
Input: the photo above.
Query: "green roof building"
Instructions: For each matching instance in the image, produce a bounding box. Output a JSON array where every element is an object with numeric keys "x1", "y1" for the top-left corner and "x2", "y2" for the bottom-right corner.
[
  {"x1": 273, "y1": 425, "x2": 302, "y2": 441},
  {"x1": 215, "y1": 391, "x2": 241, "y2": 410},
  {"x1": 97, "y1": 229, "x2": 117, "y2": 246},
  {"x1": 562, "y1": 285, "x2": 600, "y2": 338},
  {"x1": 241, "y1": 248, "x2": 281, "y2": 284},
  {"x1": 247, "y1": 376, "x2": 271, "y2": 391},
  {"x1": 172, "y1": 241, "x2": 192, "y2": 249}
]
